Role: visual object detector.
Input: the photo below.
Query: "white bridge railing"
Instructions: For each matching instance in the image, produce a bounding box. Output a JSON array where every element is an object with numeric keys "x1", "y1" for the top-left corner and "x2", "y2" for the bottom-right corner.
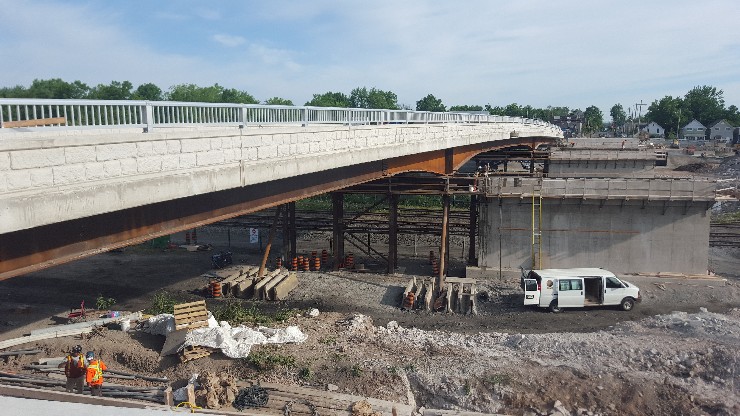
[{"x1": 0, "y1": 98, "x2": 561, "y2": 133}]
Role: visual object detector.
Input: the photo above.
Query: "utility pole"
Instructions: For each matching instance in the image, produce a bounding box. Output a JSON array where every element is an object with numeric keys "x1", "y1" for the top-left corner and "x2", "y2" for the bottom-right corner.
[
  {"x1": 635, "y1": 100, "x2": 646, "y2": 136},
  {"x1": 676, "y1": 109, "x2": 682, "y2": 139}
]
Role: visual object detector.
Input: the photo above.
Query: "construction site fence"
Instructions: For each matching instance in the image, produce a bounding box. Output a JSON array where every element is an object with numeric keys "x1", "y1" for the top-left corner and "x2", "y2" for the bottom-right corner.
[
  {"x1": 0, "y1": 98, "x2": 561, "y2": 134},
  {"x1": 476, "y1": 177, "x2": 716, "y2": 201}
]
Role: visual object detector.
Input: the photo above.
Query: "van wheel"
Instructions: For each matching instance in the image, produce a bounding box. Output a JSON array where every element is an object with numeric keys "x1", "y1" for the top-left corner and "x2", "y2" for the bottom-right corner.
[
  {"x1": 549, "y1": 300, "x2": 562, "y2": 313},
  {"x1": 620, "y1": 298, "x2": 635, "y2": 311}
]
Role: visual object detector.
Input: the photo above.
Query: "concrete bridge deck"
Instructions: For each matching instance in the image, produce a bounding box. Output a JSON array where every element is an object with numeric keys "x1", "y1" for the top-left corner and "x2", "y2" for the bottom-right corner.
[{"x1": 0, "y1": 99, "x2": 562, "y2": 279}]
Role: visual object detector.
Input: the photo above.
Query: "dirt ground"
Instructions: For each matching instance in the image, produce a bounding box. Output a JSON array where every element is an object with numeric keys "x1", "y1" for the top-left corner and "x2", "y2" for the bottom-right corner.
[{"x1": 1, "y1": 153, "x2": 740, "y2": 416}]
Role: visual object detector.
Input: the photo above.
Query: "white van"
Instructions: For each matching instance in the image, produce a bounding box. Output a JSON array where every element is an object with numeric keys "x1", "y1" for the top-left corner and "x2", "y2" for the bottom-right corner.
[{"x1": 522, "y1": 268, "x2": 641, "y2": 313}]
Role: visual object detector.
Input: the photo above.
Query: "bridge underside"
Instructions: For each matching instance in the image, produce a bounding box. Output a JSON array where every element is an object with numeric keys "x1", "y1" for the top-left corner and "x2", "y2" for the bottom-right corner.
[{"x1": 0, "y1": 137, "x2": 551, "y2": 280}]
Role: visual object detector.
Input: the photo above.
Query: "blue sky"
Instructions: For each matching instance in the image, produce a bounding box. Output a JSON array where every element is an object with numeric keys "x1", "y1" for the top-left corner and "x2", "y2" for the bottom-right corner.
[{"x1": 1, "y1": 0, "x2": 739, "y2": 117}]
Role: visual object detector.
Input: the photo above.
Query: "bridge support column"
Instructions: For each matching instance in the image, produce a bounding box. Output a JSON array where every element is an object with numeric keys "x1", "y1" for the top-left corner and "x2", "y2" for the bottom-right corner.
[
  {"x1": 387, "y1": 194, "x2": 398, "y2": 274},
  {"x1": 288, "y1": 202, "x2": 296, "y2": 260},
  {"x1": 281, "y1": 203, "x2": 289, "y2": 261},
  {"x1": 332, "y1": 193, "x2": 345, "y2": 270},
  {"x1": 468, "y1": 194, "x2": 477, "y2": 265},
  {"x1": 437, "y1": 194, "x2": 450, "y2": 292}
]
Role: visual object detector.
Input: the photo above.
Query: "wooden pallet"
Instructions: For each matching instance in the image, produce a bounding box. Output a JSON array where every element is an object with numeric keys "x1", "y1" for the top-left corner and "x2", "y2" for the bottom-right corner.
[
  {"x1": 173, "y1": 300, "x2": 209, "y2": 331},
  {"x1": 174, "y1": 301, "x2": 213, "y2": 362},
  {"x1": 179, "y1": 345, "x2": 213, "y2": 363}
]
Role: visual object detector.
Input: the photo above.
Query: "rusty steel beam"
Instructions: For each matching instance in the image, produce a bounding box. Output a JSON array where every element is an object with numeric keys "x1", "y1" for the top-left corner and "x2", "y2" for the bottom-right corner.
[
  {"x1": 0, "y1": 137, "x2": 550, "y2": 280},
  {"x1": 1, "y1": 161, "x2": 384, "y2": 280}
]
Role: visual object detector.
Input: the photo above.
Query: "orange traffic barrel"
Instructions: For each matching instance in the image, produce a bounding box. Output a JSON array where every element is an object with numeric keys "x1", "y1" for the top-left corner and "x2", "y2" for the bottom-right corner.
[
  {"x1": 192, "y1": 229, "x2": 198, "y2": 244},
  {"x1": 432, "y1": 259, "x2": 439, "y2": 276},
  {"x1": 292, "y1": 257, "x2": 298, "y2": 271},
  {"x1": 311, "y1": 251, "x2": 317, "y2": 259},
  {"x1": 302, "y1": 257, "x2": 310, "y2": 271},
  {"x1": 185, "y1": 231, "x2": 191, "y2": 245},
  {"x1": 210, "y1": 281, "x2": 222, "y2": 298},
  {"x1": 313, "y1": 256, "x2": 320, "y2": 271},
  {"x1": 402, "y1": 292, "x2": 415, "y2": 310},
  {"x1": 346, "y1": 253, "x2": 354, "y2": 269},
  {"x1": 321, "y1": 249, "x2": 328, "y2": 264}
]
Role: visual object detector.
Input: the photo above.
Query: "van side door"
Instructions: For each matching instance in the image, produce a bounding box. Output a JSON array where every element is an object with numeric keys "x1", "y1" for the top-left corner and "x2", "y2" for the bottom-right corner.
[
  {"x1": 603, "y1": 276, "x2": 626, "y2": 305},
  {"x1": 523, "y1": 279, "x2": 540, "y2": 306},
  {"x1": 556, "y1": 278, "x2": 585, "y2": 308}
]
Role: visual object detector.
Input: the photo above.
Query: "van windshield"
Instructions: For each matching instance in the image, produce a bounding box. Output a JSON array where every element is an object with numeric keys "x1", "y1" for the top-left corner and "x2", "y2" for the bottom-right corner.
[{"x1": 606, "y1": 277, "x2": 623, "y2": 288}]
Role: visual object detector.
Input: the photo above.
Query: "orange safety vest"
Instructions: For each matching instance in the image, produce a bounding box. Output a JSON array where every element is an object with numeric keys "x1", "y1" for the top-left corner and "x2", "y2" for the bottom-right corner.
[
  {"x1": 86, "y1": 359, "x2": 106, "y2": 385},
  {"x1": 64, "y1": 355, "x2": 86, "y2": 378}
]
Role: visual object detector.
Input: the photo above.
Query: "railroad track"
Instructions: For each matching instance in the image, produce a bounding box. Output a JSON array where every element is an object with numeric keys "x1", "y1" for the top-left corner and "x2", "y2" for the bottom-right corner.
[{"x1": 709, "y1": 220, "x2": 740, "y2": 247}]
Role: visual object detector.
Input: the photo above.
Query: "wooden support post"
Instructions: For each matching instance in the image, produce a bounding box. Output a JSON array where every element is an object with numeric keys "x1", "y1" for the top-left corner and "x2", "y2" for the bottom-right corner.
[
  {"x1": 186, "y1": 383, "x2": 195, "y2": 404},
  {"x1": 388, "y1": 193, "x2": 398, "y2": 274},
  {"x1": 468, "y1": 194, "x2": 477, "y2": 265},
  {"x1": 258, "y1": 206, "x2": 283, "y2": 277},
  {"x1": 288, "y1": 202, "x2": 296, "y2": 260},
  {"x1": 164, "y1": 386, "x2": 173, "y2": 406},
  {"x1": 437, "y1": 194, "x2": 450, "y2": 292},
  {"x1": 332, "y1": 193, "x2": 345, "y2": 270}
]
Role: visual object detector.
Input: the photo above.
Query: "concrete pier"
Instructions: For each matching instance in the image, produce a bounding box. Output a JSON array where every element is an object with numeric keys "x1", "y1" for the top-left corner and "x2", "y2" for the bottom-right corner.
[{"x1": 476, "y1": 177, "x2": 715, "y2": 274}]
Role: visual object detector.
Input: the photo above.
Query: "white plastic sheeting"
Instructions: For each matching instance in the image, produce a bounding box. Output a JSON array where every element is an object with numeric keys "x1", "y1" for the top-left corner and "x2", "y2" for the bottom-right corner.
[{"x1": 183, "y1": 322, "x2": 307, "y2": 358}]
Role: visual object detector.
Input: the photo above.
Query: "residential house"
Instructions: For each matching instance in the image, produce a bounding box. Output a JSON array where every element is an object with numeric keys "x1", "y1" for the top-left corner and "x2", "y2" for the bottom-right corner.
[
  {"x1": 642, "y1": 121, "x2": 664, "y2": 138},
  {"x1": 707, "y1": 119, "x2": 734, "y2": 142},
  {"x1": 679, "y1": 119, "x2": 706, "y2": 141}
]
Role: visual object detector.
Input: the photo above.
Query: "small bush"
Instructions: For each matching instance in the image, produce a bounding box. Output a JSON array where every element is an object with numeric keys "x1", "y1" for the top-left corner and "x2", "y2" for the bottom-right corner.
[
  {"x1": 146, "y1": 291, "x2": 177, "y2": 315},
  {"x1": 298, "y1": 367, "x2": 312, "y2": 380},
  {"x1": 350, "y1": 364, "x2": 363, "y2": 377},
  {"x1": 246, "y1": 351, "x2": 295, "y2": 371},
  {"x1": 96, "y1": 294, "x2": 117, "y2": 310},
  {"x1": 214, "y1": 301, "x2": 297, "y2": 326}
]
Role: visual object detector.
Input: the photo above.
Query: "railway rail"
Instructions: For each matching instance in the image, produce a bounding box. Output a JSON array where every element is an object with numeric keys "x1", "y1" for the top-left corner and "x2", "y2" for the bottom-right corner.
[{"x1": 709, "y1": 220, "x2": 740, "y2": 247}]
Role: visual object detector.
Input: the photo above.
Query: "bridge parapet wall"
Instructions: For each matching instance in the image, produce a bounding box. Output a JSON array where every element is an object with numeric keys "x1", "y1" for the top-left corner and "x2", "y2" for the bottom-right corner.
[
  {"x1": 0, "y1": 123, "x2": 559, "y2": 233},
  {"x1": 477, "y1": 177, "x2": 716, "y2": 201}
]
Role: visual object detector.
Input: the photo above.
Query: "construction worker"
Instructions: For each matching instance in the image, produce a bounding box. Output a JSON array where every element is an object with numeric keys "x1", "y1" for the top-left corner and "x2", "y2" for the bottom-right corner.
[
  {"x1": 57, "y1": 344, "x2": 86, "y2": 394},
  {"x1": 85, "y1": 351, "x2": 107, "y2": 396}
]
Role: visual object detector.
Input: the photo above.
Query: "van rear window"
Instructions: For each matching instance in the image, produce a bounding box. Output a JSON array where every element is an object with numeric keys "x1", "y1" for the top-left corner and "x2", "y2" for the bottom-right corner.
[{"x1": 525, "y1": 280, "x2": 538, "y2": 291}]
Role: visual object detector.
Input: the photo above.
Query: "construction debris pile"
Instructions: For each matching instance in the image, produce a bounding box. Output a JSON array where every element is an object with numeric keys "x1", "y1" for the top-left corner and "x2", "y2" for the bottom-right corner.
[{"x1": 143, "y1": 302, "x2": 306, "y2": 360}]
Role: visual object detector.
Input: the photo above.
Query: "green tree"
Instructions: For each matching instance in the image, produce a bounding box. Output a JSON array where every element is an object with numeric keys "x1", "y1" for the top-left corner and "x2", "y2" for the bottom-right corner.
[
  {"x1": 263, "y1": 97, "x2": 294, "y2": 106},
  {"x1": 416, "y1": 94, "x2": 445, "y2": 112},
  {"x1": 26, "y1": 78, "x2": 90, "y2": 99},
  {"x1": 645, "y1": 96, "x2": 684, "y2": 138},
  {"x1": 349, "y1": 87, "x2": 399, "y2": 109},
  {"x1": 132, "y1": 83, "x2": 163, "y2": 101},
  {"x1": 724, "y1": 105, "x2": 740, "y2": 127},
  {"x1": 449, "y1": 105, "x2": 483, "y2": 112},
  {"x1": 683, "y1": 85, "x2": 725, "y2": 127},
  {"x1": 305, "y1": 92, "x2": 350, "y2": 107},
  {"x1": 88, "y1": 81, "x2": 133, "y2": 100},
  {"x1": 609, "y1": 104, "x2": 626, "y2": 132},
  {"x1": 0, "y1": 84, "x2": 28, "y2": 98},
  {"x1": 583, "y1": 105, "x2": 604, "y2": 134},
  {"x1": 166, "y1": 83, "x2": 257, "y2": 103},
  {"x1": 503, "y1": 103, "x2": 523, "y2": 117},
  {"x1": 221, "y1": 87, "x2": 259, "y2": 104}
]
